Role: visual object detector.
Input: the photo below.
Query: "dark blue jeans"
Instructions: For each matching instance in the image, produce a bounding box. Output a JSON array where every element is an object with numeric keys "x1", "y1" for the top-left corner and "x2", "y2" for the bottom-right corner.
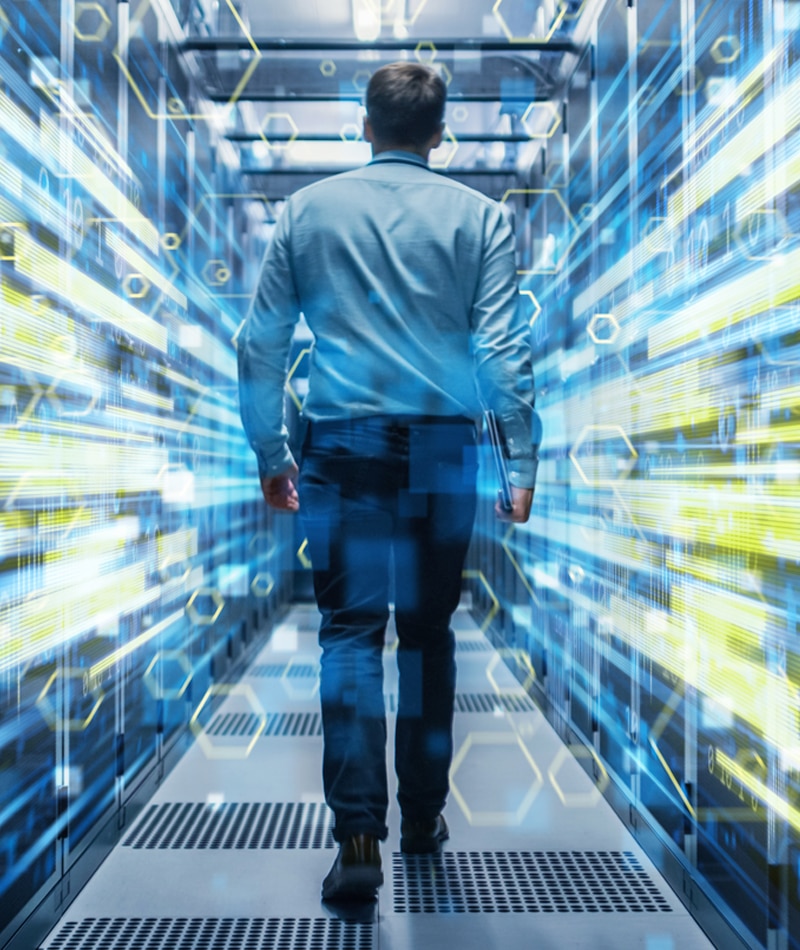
[{"x1": 298, "y1": 415, "x2": 478, "y2": 843}]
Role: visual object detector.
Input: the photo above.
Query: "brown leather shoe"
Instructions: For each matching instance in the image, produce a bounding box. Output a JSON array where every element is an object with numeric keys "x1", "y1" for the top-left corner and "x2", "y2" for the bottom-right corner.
[
  {"x1": 400, "y1": 814, "x2": 449, "y2": 854},
  {"x1": 321, "y1": 833, "x2": 383, "y2": 901}
]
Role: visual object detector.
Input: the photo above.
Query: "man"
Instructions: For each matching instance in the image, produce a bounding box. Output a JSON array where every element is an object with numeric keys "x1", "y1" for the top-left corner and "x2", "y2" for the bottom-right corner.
[{"x1": 237, "y1": 62, "x2": 540, "y2": 902}]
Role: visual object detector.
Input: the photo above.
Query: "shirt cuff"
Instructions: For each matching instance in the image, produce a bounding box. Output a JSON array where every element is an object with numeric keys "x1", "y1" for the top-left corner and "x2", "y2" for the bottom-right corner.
[
  {"x1": 255, "y1": 443, "x2": 296, "y2": 480},
  {"x1": 508, "y1": 457, "x2": 538, "y2": 490}
]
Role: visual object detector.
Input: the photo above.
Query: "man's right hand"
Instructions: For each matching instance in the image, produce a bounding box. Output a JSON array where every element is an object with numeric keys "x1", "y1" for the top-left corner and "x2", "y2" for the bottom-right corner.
[
  {"x1": 495, "y1": 486, "x2": 533, "y2": 523},
  {"x1": 260, "y1": 463, "x2": 300, "y2": 512}
]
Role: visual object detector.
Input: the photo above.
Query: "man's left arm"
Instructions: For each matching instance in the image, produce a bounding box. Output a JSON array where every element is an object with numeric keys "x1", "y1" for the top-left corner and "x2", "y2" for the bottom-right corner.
[{"x1": 237, "y1": 204, "x2": 301, "y2": 509}]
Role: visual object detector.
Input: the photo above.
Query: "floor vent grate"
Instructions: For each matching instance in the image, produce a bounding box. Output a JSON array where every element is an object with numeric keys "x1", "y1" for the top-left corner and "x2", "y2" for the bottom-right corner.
[
  {"x1": 249, "y1": 663, "x2": 319, "y2": 679},
  {"x1": 122, "y1": 802, "x2": 334, "y2": 849},
  {"x1": 206, "y1": 712, "x2": 322, "y2": 737},
  {"x1": 384, "y1": 692, "x2": 535, "y2": 714},
  {"x1": 455, "y1": 639, "x2": 492, "y2": 653},
  {"x1": 48, "y1": 918, "x2": 373, "y2": 949},
  {"x1": 392, "y1": 851, "x2": 674, "y2": 914}
]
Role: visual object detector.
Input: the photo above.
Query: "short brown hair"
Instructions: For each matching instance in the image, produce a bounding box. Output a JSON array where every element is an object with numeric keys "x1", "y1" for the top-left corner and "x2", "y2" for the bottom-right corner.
[{"x1": 365, "y1": 62, "x2": 446, "y2": 148}]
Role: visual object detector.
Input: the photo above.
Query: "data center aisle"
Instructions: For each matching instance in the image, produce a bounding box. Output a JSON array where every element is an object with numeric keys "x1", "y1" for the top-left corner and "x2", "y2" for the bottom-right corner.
[{"x1": 41, "y1": 605, "x2": 715, "y2": 950}]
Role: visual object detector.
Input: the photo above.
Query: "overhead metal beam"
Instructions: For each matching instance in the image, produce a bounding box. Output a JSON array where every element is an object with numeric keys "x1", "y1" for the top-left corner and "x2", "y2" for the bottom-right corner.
[
  {"x1": 241, "y1": 166, "x2": 520, "y2": 177},
  {"x1": 228, "y1": 132, "x2": 545, "y2": 143},
  {"x1": 180, "y1": 37, "x2": 581, "y2": 54},
  {"x1": 207, "y1": 92, "x2": 552, "y2": 103}
]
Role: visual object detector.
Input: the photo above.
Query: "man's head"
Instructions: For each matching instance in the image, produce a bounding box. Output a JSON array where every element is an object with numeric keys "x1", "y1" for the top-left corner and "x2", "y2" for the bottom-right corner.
[{"x1": 364, "y1": 62, "x2": 446, "y2": 157}]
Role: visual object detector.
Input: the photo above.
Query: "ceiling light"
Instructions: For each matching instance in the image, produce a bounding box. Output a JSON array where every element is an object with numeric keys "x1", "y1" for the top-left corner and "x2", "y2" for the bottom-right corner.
[{"x1": 352, "y1": 0, "x2": 381, "y2": 41}]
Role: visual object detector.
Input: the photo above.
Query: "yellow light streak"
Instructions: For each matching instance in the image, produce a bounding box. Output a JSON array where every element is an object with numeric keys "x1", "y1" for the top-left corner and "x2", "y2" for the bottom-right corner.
[
  {"x1": 736, "y1": 422, "x2": 800, "y2": 445},
  {"x1": 119, "y1": 382, "x2": 174, "y2": 412},
  {"x1": 14, "y1": 233, "x2": 167, "y2": 353},
  {"x1": 648, "y1": 245, "x2": 800, "y2": 360},
  {"x1": 157, "y1": 528, "x2": 198, "y2": 566},
  {"x1": 90, "y1": 608, "x2": 185, "y2": 679},
  {"x1": 737, "y1": 140, "x2": 800, "y2": 219},
  {"x1": 104, "y1": 229, "x2": 187, "y2": 310},
  {"x1": 160, "y1": 366, "x2": 209, "y2": 394},
  {"x1": 610, "y1": 591, "x2": 797, "y2": 750},
  {"x1": 648, "y1": 737, "x2": 696, "y2": 818},
  {"x1": 106, "y1": 405, "x2": 239, "y2": 442},
  {"x1": 668, "y1": 43, "x2": 784, "y2": 191},
  {"x1": 668, "y1": 66, "x2": 800, "y2": 226},
  {"x1": 0, "y1": 429, "x2": 168, "y2": 499},
  {"x1": 38, "y1": 111, "x2": 157, "y2": 251},
  {"x1": 0, "y1": 565, "x2": 158, "y2": 672},
  {"x1": 713, "y1": 748, "x2": 800, "y2": 834},
  {"x1": 616, "y1": 480, "x2": 800, "y2": 559}
]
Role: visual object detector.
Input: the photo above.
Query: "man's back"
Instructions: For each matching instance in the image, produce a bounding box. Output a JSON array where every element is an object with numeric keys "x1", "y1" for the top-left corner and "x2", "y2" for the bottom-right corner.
[{"x1": 268, "y1": 152, "x2": 521, "y2": 423}]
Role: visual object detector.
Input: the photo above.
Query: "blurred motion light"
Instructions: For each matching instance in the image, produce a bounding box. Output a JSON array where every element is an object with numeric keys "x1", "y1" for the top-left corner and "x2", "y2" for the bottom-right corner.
[{"x1": 352, "y1": 0, "x2": 381, "y2": 41}]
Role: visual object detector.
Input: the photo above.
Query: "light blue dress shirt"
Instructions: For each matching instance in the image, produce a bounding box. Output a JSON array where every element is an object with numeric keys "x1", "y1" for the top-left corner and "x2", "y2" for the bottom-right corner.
[{"x1": 238, "y1": 150, "x2": 541, "y2": 488}]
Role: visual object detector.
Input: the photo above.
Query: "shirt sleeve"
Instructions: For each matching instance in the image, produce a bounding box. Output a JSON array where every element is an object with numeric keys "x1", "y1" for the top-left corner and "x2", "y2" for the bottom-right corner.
[
  {"x1": 237, "y1": 202, "x2": 301, "y2": 479},
  {"x1": 470, "y1": 203, "x2": 542, "y2": 490}
]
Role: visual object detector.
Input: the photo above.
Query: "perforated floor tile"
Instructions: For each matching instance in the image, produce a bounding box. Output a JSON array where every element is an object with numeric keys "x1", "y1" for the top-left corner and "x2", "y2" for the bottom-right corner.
[
  {"x1": 392, "y1": 851, "x2": 674, "y2": 914},
  {"x1": 47, "y1": 918, "x2": 373, "y2": 950},
  {"x1": 123, "y1": 803, "x2": 334, "y2": 850}
]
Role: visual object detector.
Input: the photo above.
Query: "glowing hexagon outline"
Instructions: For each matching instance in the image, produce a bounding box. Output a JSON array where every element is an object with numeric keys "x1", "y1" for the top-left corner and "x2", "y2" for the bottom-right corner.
[
  {"x1": 143, "y1": 649, "x2": 193, "y2": 701},
  {"x1": 352, "y1": 69, "x2": 372, "y2": 92},
  {"x1": 339, "y1": 122, "x2": 363, "y2": 142},
  {"x1": 587, "y1": 312, "x2": 620, "y2": 345},
  {"x1": 74, "y1": 2, "x2": 112, "y2": 41},
  {"x1": 568, "y1": 424, "x2": 638, "y2": 487},
  {"x1": 548, "y1": 743, "x2": 609, "y2": 808},
  {"x1": 734, "y1": 208, "x2": 790, "y2": 262},
  {"x1": 122, "y1": 272, "x2": 150, "y2": 298},
  {"x1": 492, "y1": 0, "x2": 567, "y2": 43},
  {"x1": 501, "y1": 523, "x2": 540, "y2": 607},
  {"x1": 673, "y1": 66, "x2": 704, "y2": 97},
  {"x1": 642, "y1": 216, "x2": 671, "y2": 254},
  {"x1": 519, "y1": 289, "x2": 542, "y2": 328},
  {"x1": 485, "y1": 648, "x2": 537, "y2": 697},
  {"x1": 248, "y1": 529, "x2": 277, "y2": 560},
  {"x1": 259, "y1": 111, "x2": 299, "y2": 151},
  {"x1": 44, "y1": 375, "x2": 99, "y2": 419},
  {"x1": 188, "y1": 193, "x2": 273, "y2": 299},
  {"x1": 280, "y1": 655, "x2": 321, "y2": 701},
  {"x1": 186, "y1": 587, "x2": 225, "y2": 625},
  {"x1": 297, "y1": 538, "x2": 312, "y2": 569},
  {"x1": 520, "y1": 101, "x2": 561, "y2": 139},
  {"x1": 201, "y1": 259, "x2": 231, "y2": 288},
  {"x1": 450, "y1": 731, "x2": 543, "y2": 825},
  {"x1": 36, "y1": 668, "x2": 105, "y2": 731},
  {"x1": 158, "y1": 552, "x2": 191, "y2": 585},
  {"x1": 711, "y1": 35, "x2": 741, "y2": 64},
  {"x1": 461, "y1": 570, "x2": 498, "y2": 632},
  {"x1": 250, "y1": 571, "x2": 275, "y2": 598},
  {"x1": 157, "y1": 463, "x2": 194, "y2": 500},
  {"x1": 501, "y1": 189, "x2": 578, "y2": 275},
  {"x1": 113, "y1": 0, "x2": 261, "y2": 120},
  {"x1": 414, "y1": 40, "x2": 437, "y2": 63},
  {"x1": 161, "y1": 232, "x2": 181, "y2": 250},
  {"x1": 430, "y1": 126, "x2": 458, "y2": 170},
  {"x1": 320, "y1": 59, "x2": 337, "y2": 77},
  {"x1": 452, "y1": 105, "x2": 469, "y2": 123},
  {"x1": 189, "y1": 683, "x2": 266, "y2": 759},
  {"x1": 286, "y1": 346, "x2": 311, "y2": 411}
]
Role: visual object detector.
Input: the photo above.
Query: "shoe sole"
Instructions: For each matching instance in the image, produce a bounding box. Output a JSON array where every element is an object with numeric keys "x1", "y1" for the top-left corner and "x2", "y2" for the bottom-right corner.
[
  {"x1": 400, "y1": 829, "x2": 450, "y2": 855},
  {"x1": 321, "y1": 866, "x2": 384, "y2": 901}
]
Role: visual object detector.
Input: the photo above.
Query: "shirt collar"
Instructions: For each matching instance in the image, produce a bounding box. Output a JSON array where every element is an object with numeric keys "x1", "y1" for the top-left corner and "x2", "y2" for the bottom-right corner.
[{"x1": 369, "y1": 149, "x2": 428, "y2": 167}]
